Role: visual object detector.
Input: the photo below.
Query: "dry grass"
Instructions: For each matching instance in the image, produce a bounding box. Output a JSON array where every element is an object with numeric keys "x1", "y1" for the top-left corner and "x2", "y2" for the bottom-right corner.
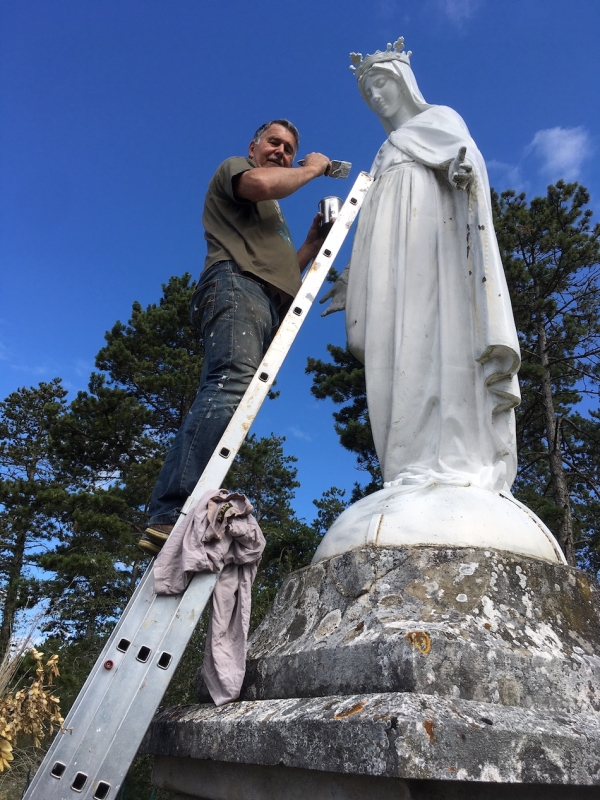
[
  {"x1": 0, "y1": 613, "x2": 63, "y2": 797},
  {"x1": 0, "y1": 743, "x2": 45, "y2": 800}
]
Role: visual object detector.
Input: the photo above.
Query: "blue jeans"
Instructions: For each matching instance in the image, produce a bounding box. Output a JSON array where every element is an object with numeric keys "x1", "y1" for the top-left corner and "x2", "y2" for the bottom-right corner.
[{"x1": 148, "y1": 261, "x2": 279, "y2": 525}]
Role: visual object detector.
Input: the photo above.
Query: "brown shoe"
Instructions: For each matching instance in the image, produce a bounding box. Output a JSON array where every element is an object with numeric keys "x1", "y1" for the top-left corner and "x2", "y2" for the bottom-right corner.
[
  {"x1": 145, "y1": 523, "x2": 174, "y2": 546},
  {"x1": 137, "y1": 535, "x2": 161, "y2": 557}
]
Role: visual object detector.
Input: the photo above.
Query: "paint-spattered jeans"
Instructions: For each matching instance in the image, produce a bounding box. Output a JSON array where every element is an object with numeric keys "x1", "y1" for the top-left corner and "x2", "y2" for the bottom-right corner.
[{"x1": 148, "y1": 261, "x2": 279, "y2": 525}]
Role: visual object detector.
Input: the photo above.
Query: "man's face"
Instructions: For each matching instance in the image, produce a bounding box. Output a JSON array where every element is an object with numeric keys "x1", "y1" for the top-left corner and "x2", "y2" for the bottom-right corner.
[{"x1": 249, "y1": 124, "x2": 296, "y2": 169}]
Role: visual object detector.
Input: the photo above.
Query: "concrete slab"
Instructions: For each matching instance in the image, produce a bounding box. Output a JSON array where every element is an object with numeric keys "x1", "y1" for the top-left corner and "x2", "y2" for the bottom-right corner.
[{"x1": 145, "y1": 691, "x2": 600, "y2": 786}]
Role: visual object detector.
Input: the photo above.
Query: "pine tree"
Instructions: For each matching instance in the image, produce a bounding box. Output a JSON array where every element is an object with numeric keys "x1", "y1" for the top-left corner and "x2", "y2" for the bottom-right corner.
[
  {"x1": 96, "y1": 273, "x2": 204, "y2": 436},
  {"x1": 306, "y1": 344, "x2": 380, "y2": 500},
  {"x1": 311, "y1": 486, "x2": 349, "y2": 536},
  {"x1": 0, "y1": 380, "x2": 68, "y2": 658},
  {"x1": 37, "y1": 275, "x2": 202, "y2": 643},
  {"x1": 493, "y1": 181, "x2": 600, "y2": 565},
  {"x1": 36, "y1": 379, "x2": 161, "y2": 643}
]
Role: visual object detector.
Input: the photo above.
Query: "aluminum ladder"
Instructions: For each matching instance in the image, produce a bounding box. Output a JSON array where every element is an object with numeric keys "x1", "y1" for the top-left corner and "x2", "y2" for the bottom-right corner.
[{"x1": 24, "y1": 170, "x2": 372, "y2": 800}]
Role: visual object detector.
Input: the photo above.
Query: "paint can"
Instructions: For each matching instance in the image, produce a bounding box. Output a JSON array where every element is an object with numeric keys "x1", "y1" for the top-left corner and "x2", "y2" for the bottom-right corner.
[{"x1": 318, "y1": 196, "x2": 343, "y2": 232}]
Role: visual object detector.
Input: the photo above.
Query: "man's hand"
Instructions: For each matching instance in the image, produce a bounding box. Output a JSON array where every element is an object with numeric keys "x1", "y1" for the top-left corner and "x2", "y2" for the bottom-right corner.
[
  {"x1": 301, "y1": 152, "x2": 331, "y2": 178},
  {"x1": 320, "y1": 266, "x2": 349, "y2": 316},
  {"x1": 305, "y1": 212, "x2": 327, "y2": 249},
  {"x1": 448, "y1": 146, "x2": 473, "y2": 191},
  {"x1": 297, "y1": 213, "x2": 328, "y2": 271}
]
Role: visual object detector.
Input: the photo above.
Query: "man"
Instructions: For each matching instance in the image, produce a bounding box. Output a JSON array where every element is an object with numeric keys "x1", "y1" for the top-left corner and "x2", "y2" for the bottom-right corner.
[{"x1": 138, "y1": 120, "x2": 331, "y2": 555}]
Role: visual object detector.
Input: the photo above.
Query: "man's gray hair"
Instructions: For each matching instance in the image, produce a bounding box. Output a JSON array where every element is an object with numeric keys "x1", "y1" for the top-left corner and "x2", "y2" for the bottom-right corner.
[{"x1": 252, "y1": 119, "x2": 300, "y2": 153}]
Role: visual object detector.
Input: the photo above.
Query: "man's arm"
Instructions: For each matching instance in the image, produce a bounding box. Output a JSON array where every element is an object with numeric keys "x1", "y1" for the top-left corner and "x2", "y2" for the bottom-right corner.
[{"x1": 236, "y1": 153, "x2": 331, "y2": 202}]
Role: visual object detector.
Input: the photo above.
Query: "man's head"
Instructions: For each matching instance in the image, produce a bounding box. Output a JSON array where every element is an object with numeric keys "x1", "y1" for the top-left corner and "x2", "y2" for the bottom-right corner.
[{"x1": 249, "y1": 120, "x2": 299, "y2": 169}]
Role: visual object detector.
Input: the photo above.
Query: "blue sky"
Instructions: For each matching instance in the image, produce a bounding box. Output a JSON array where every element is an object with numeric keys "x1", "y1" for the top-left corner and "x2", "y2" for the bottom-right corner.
[{"x1": 1, "y1": 0, "x2": 599, "y2": 521}]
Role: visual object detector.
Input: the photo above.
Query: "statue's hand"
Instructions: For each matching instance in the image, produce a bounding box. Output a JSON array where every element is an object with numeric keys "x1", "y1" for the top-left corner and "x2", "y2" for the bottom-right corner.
[
  {"x1": 320, "y1": 266, "x2": 349, "y2": 316},
  {"x1": 449, "y1": 146, "x2": 473, "y2": 191}
]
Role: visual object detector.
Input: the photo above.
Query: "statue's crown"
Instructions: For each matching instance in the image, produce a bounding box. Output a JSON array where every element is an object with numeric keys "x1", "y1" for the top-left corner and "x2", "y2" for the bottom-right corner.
[{"x1": 350, "y1": 37, "x2": 411, "y2": 81}]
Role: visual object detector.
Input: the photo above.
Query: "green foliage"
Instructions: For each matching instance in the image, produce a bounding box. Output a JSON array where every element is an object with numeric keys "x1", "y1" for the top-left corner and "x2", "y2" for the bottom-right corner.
[
  {"x1": 311, "y1": 486, "x2": 348, "y2": 536},
  {"x1": 96, "y1": 273, "x2": 203, "y2": 437},
  {"x1": 35, "y1": 638, "x2": 105, "y2": 717},
  {"x1": 306, "y1": 344, "x2": 381, "y2": 500},
  {"x1": 0, "y1": 270, "x2": 331, "y2": 691},
  {"x1": 50, "y1": 375, "x2": 158, "y2": 488},
  {"x1": 0, "y1": 380, "x2": 69, "y2": 658},
  {"x1": 493, "y1": 181, "x2": 600, "y2": 565},
  {"x1": 34, "y1": 379, "x2": 158, "y2": 641},
  {"x1": 226, "y1": 434, "x2": 300, "y2": 522},
  {"x1": 30, "y1": 277, "x2": 204, "y2": 643},
  {"x1": 37, "y1": 490, "x2": 143, "y2": 641}
]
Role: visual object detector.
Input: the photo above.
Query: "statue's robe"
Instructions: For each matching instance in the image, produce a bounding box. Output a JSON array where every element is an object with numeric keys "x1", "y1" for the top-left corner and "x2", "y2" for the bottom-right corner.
[{"x1": 346, "y1": 105, "x2": 520, "y2": 491}]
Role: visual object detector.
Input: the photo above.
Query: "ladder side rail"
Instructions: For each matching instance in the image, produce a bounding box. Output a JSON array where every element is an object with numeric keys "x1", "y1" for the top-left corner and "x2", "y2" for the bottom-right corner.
[
  {"x1": 24, "y1": 171, "x2": 372, "y2": 800},
  {"x1": 49, "y1": 591, "x2": 185, "y2": 772},
  {"x1": 23, "y1": 567, "x2": 157, "y2": 799},
  {"x1": 80, "y1": 571, "x2": 220, "y2": 800},
  {"x1": 24, "y1": 574, "x2": 176, "y2": 799},
  {"x1": 27, "y1": 572, "x2": 220, "y2": 800}
]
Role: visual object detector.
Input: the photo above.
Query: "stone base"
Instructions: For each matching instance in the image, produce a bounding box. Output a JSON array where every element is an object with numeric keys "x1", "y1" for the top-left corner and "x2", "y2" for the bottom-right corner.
[
  {"x1": 146, "y1": 692, "x2": 600, "y2": 796},
  {"x1": 242, "y1": 546, "x2": 600, "y2": 714},
  {"x1": 145, "y1": 545, "x2": 600, "y2": 796}
]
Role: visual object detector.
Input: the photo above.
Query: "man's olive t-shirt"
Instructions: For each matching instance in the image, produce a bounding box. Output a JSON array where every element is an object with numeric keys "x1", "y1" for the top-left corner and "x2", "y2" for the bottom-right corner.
[{"x1": 202, "y1": 157, "x2": 301, "y2": 298}]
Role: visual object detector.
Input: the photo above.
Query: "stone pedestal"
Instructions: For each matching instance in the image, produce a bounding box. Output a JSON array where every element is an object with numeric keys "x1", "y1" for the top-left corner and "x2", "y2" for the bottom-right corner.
[{"x1": 143, "y1": 546, "x2": 600, "y2": 798}]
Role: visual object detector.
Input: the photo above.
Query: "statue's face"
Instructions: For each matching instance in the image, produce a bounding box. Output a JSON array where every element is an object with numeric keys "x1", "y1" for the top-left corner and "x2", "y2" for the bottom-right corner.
[{"x1": 363, "y1": 71, "x2": 404, "y2": 119}]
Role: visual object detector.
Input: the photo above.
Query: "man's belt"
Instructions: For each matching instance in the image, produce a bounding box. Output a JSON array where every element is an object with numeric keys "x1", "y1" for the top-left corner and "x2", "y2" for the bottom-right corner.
[{"x1": 211, "y1": 261, "x2": 289, "y2": 312}]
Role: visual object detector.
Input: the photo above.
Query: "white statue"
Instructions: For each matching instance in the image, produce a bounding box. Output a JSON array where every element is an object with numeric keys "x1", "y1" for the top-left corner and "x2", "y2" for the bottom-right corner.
[{"x1": 314, "y1": 40, "x2": 566, "y2": 565}]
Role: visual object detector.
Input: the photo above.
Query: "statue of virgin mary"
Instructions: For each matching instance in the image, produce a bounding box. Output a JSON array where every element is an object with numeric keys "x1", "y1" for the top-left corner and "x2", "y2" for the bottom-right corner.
[{"x1": 314, "y1": 40, "x2": 565, "y2": 565}]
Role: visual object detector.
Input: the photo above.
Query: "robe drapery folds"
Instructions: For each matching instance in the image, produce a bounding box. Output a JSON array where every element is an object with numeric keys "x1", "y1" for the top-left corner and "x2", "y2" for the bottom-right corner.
[{"x1": 347, "y1": 62, "x2": 520, "y2": 492}]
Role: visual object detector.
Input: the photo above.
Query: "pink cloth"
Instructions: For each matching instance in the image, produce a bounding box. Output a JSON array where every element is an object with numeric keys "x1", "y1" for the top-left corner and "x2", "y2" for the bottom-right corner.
[{"x1": 153, "y1": 489, "x2": 265, "y2": 706}]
